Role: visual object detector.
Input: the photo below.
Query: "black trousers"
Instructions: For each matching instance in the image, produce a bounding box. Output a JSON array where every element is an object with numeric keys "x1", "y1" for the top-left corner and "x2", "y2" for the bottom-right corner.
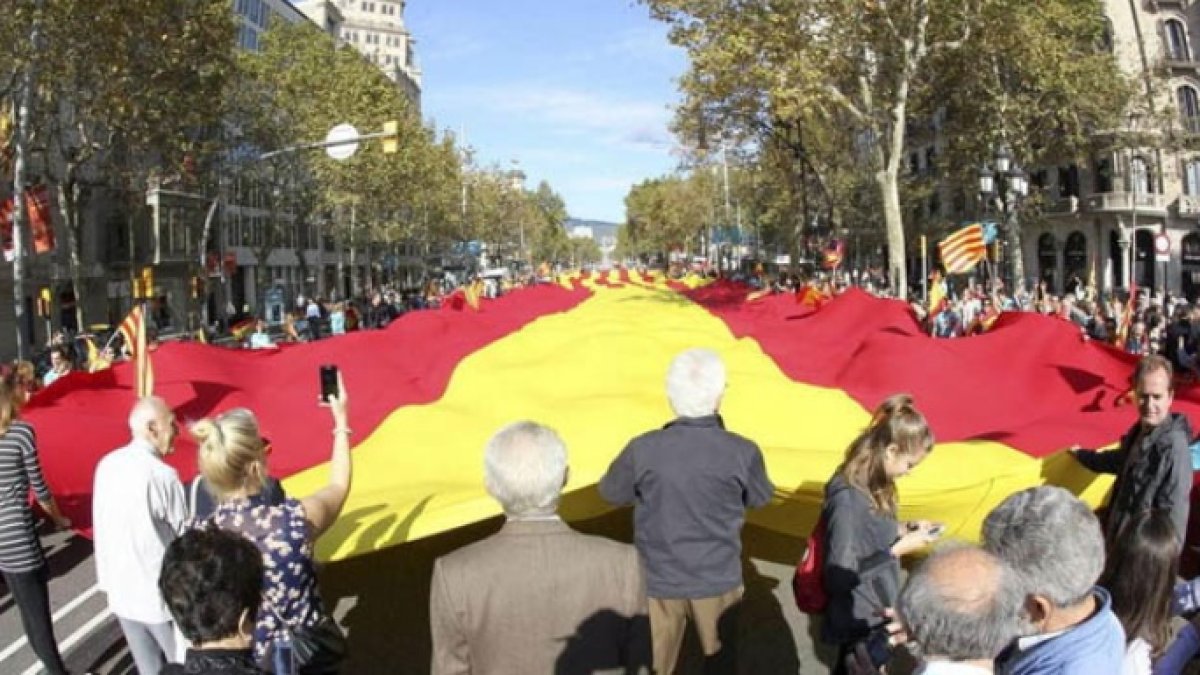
[{"x1": 2, "y1": 565, "x2": 68, "y2": 675}]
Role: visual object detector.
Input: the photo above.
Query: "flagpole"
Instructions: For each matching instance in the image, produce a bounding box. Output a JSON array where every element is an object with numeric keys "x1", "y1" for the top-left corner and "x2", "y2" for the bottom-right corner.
[{"x1": 921, "y1": 235, "x2": 928, "y2": 304}]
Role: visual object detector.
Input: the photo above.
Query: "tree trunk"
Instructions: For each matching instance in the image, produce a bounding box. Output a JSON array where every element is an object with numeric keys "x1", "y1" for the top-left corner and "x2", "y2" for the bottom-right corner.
[
  {"x1": 10, "y1": 8, "x2": 42, "y2": 359},
  {"x1": 878, "y1": 168, "x2": 907, "y2": 298},
  {"x1": 57, "y1": 173, "x2": 87, "y2": 333}
]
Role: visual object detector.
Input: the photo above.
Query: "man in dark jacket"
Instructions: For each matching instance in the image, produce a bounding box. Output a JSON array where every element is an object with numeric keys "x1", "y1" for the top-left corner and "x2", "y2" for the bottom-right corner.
[
  {"x1": 599, "y1": 348, "x2": 774, "y2": 675},
  {"x1": 1073, "y1": 354, "x2": 1194, "y2": 541},
  {"x1": 364, "y1": 293, "x2": 396, "y2": 329}
]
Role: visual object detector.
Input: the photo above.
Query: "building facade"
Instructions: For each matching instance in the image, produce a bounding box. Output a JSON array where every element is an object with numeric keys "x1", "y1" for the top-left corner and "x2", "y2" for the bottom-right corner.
[
  {"x1": 902, "y1": 1, "x2": 1200, "y2": 299},
  {"x1": 314, "y1": 0, "x2": 423, "y2": 109},
  {"x1": 1017, "y1": 0, "x2": 1200, "y2": 297}
]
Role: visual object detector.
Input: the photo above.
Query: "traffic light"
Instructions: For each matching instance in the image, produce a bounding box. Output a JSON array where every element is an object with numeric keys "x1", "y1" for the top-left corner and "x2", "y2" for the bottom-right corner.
[
  {"x1": 191, "y1": 275, "x2": 206, "y2": 299},
  {"x1": 36, "y1": 287, "x2": 50, "y2": 317},
  {"x1": 136, "y1": 266, "x2": 154, "y2": 299},
  {"x1": 382, "y1": 120, "x2": 399, "y2": 154}
]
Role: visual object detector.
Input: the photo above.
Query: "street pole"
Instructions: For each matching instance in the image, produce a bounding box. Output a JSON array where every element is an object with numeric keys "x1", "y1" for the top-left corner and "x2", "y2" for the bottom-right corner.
[
  {"x1": 1130, "y1": 159, "x2": 1139, "y2": 293},
  {"x1": 349, "y1": 204, "x2": 357, "y2": 298}
]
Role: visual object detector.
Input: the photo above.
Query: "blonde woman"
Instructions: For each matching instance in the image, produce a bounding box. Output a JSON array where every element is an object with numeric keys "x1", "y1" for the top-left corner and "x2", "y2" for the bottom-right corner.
[
  {"x1": 0, "y1": 375, "x2": 72, "y2": 674},
  {"x1": 189, "y1": 374, "x2": 351, "y2": 673},
  {"x1": 820, "y1": 394, "x2": 941, "y2": 674}
]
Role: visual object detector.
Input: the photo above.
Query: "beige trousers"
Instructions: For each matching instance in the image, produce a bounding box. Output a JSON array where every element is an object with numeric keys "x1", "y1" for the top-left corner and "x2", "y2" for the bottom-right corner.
[{"x1": 648, "y1": 585, "x2": 744, "y2": 674}]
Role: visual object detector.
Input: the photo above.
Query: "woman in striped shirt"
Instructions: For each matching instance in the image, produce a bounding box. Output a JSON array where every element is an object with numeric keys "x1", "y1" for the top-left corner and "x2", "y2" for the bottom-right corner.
[{"x1": 0, "y1": 373, "x2": 72, "y2": 674}]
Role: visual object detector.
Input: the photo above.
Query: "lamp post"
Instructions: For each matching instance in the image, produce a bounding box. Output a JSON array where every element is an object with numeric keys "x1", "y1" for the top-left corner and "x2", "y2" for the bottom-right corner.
[{"x1": 978, "y1": 144, "x2": 1029, "y2": 294}]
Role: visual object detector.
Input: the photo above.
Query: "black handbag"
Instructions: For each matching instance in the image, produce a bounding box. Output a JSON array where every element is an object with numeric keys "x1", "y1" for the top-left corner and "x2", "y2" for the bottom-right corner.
[{"x1": 262, "y1": 606, "x2": 348, "y2": 675}]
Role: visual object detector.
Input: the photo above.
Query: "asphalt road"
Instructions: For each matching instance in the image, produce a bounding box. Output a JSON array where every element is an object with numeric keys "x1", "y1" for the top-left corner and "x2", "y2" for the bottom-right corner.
[{"x1": 0, "y1": 506, "x2": 918, "y2": 674}]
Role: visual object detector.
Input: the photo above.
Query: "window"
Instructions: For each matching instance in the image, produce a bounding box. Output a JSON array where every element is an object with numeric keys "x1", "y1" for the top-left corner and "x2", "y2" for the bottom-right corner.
[
  {"x1": 1094, "y1": 157, "x2": 1113, "y2": 193},
  {"x1": 1059, "y1": 164, "x2": 1081, "y2": 197},
  {"x1": 1178, "y1": 86, "x2": 1200, "y2": 132},
  {"x1": 1100, "y1": 17, "x2": 1114, "y2": 53},
  {"x1": 1130, "y1": 156, "x2": 1152, "y2": 194},
  {"x1": 1166, "y1": 19, "x2": 1190, "y2": 61},
  {"x1": 1187, "y1": 159, "x2": 1200, "y2": 196}
]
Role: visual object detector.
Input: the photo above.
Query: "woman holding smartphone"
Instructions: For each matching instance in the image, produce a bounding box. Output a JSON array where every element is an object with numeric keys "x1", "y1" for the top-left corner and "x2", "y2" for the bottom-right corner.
[
  {"x1": 820, "y1": 394, "x2": 941, "y2": 674},
  {"x1": 189, "y1": 370, "x2": 352, "y2": 673}
]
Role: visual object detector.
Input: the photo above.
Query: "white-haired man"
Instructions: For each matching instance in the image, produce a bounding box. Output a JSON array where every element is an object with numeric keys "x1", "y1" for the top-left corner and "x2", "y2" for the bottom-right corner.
[
  {"x1": 982, "y1": 486, "x2": 1124, "y2": 674},
  {"x1": 599, "y1": 348, "x2": 774, "y2": 674},
  {"x1": 93, "y1": 396, "x2": 187, "y2": 675},
  {"x1": 430, "y1": 422, "x2": 650, "y2": 675},
  {"x1": 898, "y1": 544, "x2": 1024, "y2": 674}
]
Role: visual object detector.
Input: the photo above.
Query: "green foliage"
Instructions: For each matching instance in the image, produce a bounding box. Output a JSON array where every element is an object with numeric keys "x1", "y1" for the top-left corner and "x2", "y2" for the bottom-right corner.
[{"x1": 642, "y1": 0, "x2": 1132, "y2": 292}]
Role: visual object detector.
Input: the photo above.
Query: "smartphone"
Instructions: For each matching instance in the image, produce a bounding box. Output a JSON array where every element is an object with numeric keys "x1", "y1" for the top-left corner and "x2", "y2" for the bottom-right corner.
[{"x1": 319, "y1": 364, "x2": 339, "y2": 403}]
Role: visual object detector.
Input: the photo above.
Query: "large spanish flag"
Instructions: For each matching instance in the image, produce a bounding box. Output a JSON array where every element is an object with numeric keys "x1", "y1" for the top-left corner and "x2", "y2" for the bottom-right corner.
[{"x1": 24, "y1": 272, "x2": 1199, "y2": 562}]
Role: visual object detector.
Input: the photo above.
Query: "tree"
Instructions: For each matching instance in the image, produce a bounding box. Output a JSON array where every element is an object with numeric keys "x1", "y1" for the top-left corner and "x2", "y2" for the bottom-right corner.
[{"x1": 644, "y1": 0, "x2": 1130, "y2": 296}]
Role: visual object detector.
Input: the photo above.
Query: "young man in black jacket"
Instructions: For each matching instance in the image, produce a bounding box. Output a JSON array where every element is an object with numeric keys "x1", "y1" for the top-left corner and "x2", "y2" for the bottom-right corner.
[{"x1": 1073, "y1": 354, "x2": 1194, "y2": 542}]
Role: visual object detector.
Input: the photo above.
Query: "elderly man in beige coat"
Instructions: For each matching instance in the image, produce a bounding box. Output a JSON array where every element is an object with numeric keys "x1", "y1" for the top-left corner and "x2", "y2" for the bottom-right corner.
[{"x1": 430, "y1": 421, "x2": 651, "y2": 675}]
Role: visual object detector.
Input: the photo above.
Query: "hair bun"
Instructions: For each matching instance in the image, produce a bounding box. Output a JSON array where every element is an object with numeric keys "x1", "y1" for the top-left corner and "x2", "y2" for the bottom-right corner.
[{"x1": 190, "y1": 418, "x2": 225, "y2": 454}]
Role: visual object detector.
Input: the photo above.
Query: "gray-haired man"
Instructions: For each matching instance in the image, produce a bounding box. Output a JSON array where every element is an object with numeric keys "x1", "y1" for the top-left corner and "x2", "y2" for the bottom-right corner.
[
  {"x1": 982, "y1": 486, "x2": 1124, "y2": 674},
  {"x1": 600, "y1": 348, "x2": 774, "y2": 674},
  {"x1": 430, "y1": 422, "x2": 650, "y2": 675},
  {"x1": 899, "y1": 544, "x2": 1024, "y2": 674}
]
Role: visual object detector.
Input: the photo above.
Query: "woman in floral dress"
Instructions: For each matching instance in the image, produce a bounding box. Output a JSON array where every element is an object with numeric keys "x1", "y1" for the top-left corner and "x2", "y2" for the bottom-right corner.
[{"x1": 189, "y1": 374, "x2": 352, "y2": 673}]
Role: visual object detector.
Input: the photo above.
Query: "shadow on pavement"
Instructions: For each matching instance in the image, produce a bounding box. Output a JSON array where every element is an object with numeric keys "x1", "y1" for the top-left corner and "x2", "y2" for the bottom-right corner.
[{"x1": 320, "y1": 501, "x2": 828, "y2": 674}]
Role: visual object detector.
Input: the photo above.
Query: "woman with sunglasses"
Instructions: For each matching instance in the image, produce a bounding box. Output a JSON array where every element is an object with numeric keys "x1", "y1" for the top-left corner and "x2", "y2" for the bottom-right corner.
[{"x1": 188, "y1": 374, "x2": 352, "y2": 673}]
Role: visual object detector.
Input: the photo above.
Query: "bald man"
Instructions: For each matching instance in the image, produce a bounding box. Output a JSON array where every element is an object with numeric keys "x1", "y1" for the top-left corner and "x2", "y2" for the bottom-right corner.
[
  {"x1": 93, "y1": 396, "x2": 187, "y2": 675},
  {"x1": 898, "y1": 545, "x2": 1024, "y2": 674}
]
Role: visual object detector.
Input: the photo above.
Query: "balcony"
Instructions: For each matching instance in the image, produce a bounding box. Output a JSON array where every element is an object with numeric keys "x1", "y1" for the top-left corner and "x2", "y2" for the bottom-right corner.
[
  {"x1": 1083, "y1": 191, "x2": 1170, "y2": 216},
  {"x1": 1164, "y1": 57, "x2": 1200, "y2": 74},
  {"x1": 1042, "y1": 196, "x2": 1080, "y2": 216},
  {"x1": 1179, "y1": 195, "x2": 1200, "y2": 216}
]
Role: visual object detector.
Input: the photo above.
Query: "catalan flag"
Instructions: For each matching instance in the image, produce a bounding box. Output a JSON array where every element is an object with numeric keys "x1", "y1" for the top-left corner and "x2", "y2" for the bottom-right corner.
[
  {"x1": 938, "y1": 224, "x2": 987, "y2": 275},
  {"x1": 117, "y1": 304, "x2": 153, "y2": 397}
]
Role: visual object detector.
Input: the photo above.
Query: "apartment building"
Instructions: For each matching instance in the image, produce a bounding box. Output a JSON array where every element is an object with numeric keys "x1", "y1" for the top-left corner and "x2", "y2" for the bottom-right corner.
[
  {"x1": 902, "y1": 1, "x2": 1200, "y2": 297},
  {"x1": 318, "y1": 0, "x2": 423, "y2": 109}
]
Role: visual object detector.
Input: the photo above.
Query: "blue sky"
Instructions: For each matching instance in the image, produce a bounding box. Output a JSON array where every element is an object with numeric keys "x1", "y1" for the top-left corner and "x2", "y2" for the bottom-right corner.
[{"x1": 405, "y1": 1, "x2": 688, "y2": 224}]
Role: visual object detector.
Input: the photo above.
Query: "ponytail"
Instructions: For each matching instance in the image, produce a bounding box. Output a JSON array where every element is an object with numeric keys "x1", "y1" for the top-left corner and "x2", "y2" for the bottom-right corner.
[{"x1": 838, "y1": 394, "x2": 934, "y2": 514}]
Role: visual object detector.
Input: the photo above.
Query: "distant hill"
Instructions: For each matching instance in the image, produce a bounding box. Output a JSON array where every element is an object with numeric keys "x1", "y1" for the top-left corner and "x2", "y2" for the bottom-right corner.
[{"x1": 565, "y1": 218, "x2": 619, "y2": 240}]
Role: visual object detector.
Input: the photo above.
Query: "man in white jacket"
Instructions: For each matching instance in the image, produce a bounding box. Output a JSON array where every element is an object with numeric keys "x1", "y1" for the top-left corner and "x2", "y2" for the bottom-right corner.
[{"x1": 93, "y1": 396, "x2": 187, "y2": 675}]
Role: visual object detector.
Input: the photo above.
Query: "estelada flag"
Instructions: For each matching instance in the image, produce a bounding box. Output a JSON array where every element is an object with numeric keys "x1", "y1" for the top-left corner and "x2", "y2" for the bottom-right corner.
[
  {"x1": 117, "y1": 304, "x2": 153, "y2": 397},
  {"x1": 938, "y1": 224, "x2": 986, "y2": 275}
]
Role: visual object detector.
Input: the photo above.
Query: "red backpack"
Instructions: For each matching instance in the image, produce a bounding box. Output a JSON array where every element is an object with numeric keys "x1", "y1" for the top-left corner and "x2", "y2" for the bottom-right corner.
[{"x1": 792, "y1": 513, "x2": 829, "y2": 613}]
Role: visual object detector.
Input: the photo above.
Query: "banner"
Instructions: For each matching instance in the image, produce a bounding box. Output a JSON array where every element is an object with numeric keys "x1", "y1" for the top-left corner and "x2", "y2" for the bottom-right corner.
[{"x1": 0, "y1": 185, "x2": 56, "y2": 261}]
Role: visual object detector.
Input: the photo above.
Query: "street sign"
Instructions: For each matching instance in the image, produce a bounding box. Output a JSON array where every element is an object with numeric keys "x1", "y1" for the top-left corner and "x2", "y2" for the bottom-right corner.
[
  {"x1": 325, "y1": 123, "x2": 359, "y2": 161},
  {"x1": 1155, "y1": 232, "x2": 1171, "y2": 262}
]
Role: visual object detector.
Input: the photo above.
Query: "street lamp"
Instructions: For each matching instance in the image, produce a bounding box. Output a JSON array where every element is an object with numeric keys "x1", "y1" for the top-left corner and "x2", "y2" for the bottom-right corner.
[{"x1": 978, "y1": 144, "x2": 1029, "y2": 293}]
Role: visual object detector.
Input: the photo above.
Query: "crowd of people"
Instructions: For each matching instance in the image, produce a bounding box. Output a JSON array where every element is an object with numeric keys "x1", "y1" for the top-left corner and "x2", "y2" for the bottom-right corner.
[{"x1": 5, "y1": 270, "x2": 1200, "y2": 673}]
